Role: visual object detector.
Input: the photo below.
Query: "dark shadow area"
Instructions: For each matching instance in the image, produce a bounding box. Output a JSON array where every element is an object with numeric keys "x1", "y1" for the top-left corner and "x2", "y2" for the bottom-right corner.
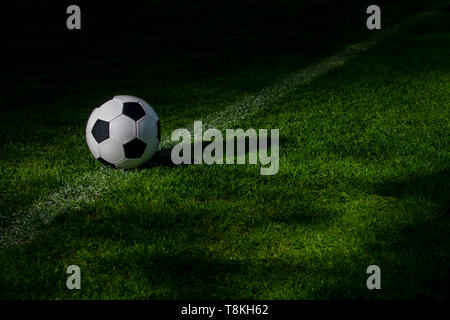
[
  {"x1": 362, "y1": 217, "x2": 450, "y2": 299},
  {"x1": 139, "y1": 148, "x2": 180, "y2": 169},
  {"x1": 3, "y1": 0, "x2": 439, "y2": 113},
  {"x1": 348, "y1": 169, "x2": 450, "y2": 298},
  {"x1": 360, "y1": 206, "x2": 450, "y2": 298},
  {"x1": 373, "y1": 168, "x2": 450, "y2": 208}
]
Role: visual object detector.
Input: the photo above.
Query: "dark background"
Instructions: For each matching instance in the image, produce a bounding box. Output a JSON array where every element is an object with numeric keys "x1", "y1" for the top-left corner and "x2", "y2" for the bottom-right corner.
[{"x1": 3, "y1": 0, "x2": 430, "y2": 110}]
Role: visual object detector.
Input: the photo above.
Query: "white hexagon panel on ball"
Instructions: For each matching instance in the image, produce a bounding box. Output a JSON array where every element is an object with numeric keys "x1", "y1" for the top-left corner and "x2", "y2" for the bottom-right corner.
[
  {"x1": 98, "y1": 138, "x2": 125, "y2": 166},
  {"x1": 110, "y1": 114, "x2": 136, "y2": 144}
]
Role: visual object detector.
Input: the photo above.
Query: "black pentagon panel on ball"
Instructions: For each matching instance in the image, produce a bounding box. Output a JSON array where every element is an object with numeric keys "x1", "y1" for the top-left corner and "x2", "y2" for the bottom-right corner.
[
  {"x1": 122, "y1": 102, "x2": 146, "y2": 121},
  {"x1": 91, "y1": 119, "x2": 110, "y2": 143},
  {"x1": 124, "y1": 138, "x2": 147, "y2": 159},
  {"x1": 97, "y1": 157, "x2": 115, "y2": 168}
]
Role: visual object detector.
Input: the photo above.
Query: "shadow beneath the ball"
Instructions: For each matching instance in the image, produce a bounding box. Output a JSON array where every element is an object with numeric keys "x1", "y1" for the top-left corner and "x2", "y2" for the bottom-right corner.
[{"x1": 138, "y1": 148, "x2": 182, "y2": 169}]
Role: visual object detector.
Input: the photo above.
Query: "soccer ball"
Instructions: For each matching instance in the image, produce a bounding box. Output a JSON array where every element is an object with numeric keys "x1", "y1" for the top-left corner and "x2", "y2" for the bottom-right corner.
[{"x1": 86, "y1": 95, "x2": 160, "y2": 169}]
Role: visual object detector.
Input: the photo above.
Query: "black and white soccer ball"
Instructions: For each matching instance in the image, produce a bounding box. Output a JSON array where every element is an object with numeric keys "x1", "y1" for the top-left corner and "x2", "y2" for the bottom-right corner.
[{"x1": 86, "y1": 95, "x2": 160, "y2": 169}]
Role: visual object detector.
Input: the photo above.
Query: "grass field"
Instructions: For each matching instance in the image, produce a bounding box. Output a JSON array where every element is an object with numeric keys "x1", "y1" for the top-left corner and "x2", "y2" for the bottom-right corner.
[{"x1": 1, "y1": 0, "x2": 449, "y2": 299}]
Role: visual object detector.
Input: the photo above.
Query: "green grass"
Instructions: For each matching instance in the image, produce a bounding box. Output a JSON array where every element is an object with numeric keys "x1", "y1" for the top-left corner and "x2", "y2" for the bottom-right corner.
[{"x1": 1, "y1": 0, "x2": 449, "y2": 299}]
